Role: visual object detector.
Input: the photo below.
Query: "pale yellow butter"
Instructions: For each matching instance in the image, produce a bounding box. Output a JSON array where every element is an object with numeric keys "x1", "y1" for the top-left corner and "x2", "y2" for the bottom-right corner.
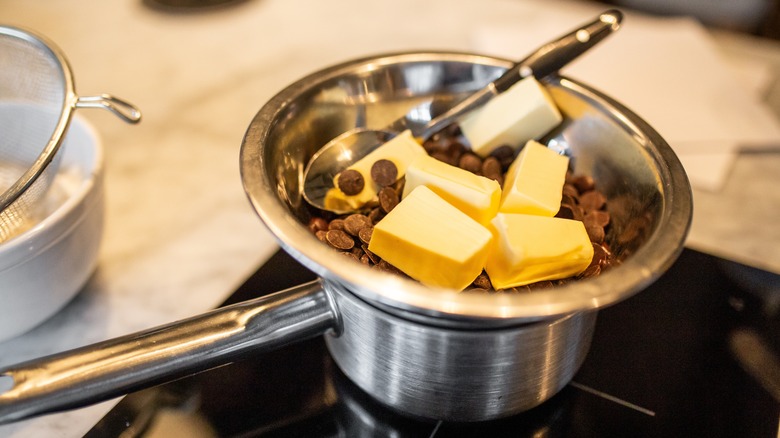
[
  {"x1": 368, "y1": 185, "x2": 493, "y2": 291},
  {"x1": 325, "y1": 129, "x2": 427, "y2": 211},
  {"x1": 402, "y1": 154, "x2": 501, "y2": 225},
  {"x1": 499, "y1": 140, "x2": 569, "y2": 216},
  {"x1": 323, "y1": 188, "x2": 355, "y2": 213},
  {"x1": 458, "y1": 76, "x2": 562, "y2": 157},
  {"x1": 486, "y1": 213, "x2": 593, "y2": 289}
]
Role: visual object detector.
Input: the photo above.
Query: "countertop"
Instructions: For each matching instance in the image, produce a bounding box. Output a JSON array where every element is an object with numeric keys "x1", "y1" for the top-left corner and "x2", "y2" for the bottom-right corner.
[{"x1": 0, "y1": 0, "x2": 778, "y2": 436}]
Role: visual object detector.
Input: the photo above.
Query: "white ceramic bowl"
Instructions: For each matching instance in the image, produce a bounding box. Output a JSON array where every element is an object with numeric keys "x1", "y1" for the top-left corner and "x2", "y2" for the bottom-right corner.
[{"x1": 0, "y1": 116, "x2": 104, "y2": 342}]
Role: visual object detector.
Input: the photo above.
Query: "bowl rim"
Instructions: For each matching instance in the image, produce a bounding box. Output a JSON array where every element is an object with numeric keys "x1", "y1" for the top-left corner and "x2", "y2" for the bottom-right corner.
[
  {"x1": 0, "y1": 115, "x2": 103, "y2": 271},
  {"x1": 240, "y1": 50, "x2": 693, "y2": 325}
]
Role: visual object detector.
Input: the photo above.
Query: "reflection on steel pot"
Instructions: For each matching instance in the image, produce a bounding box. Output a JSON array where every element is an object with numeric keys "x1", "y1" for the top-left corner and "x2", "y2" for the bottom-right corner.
[{"x1": 0, "y1": 51, "x2": 692, "y2": 424}]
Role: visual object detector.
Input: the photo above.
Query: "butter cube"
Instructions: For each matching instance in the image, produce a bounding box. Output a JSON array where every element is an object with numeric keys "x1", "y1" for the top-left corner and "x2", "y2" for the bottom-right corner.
[
  {"x1": 458, "y1": 76, "x2": 562, "y2": 157},
  {"x1": 323, "y1": 188, "x2": 356, "y2": 213},
  {"x1": 325, "y1": 129, "x2": 427, "y2": 211},
  {"x1": 402, "y1": 154, "x2": 501, "y2": 225},
  {"x1": 368, "y1": 186, "x2": 492, "y2": 291},
  {"x1": 499, "y1": 140, "x2": 569, "y2": 216},
  {"x1": 486, "y1": 213, "x2": 593, "y2": 289}
]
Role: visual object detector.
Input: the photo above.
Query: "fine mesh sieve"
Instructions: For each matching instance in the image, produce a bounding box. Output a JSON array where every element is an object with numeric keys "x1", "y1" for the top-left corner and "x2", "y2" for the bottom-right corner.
[{"x1": 0, "y1": 25, "x2": 140, "y2": 241}]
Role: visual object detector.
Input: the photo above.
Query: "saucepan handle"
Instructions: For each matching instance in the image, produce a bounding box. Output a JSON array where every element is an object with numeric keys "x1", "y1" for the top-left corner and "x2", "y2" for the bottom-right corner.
[{"x1": 0, "y1": 280, "x2": 339, "y2": 425}]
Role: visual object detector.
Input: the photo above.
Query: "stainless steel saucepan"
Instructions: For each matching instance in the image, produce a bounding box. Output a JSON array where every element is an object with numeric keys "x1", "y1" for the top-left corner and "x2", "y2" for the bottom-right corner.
[{"x1": 0, "y1": 52, "x2": 692, "y2": 424}]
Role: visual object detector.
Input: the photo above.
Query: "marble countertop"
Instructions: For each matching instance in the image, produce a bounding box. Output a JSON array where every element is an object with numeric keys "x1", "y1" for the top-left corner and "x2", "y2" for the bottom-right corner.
[{"x1": 1, "y1": 0, "x2": 779, "y2": 436}]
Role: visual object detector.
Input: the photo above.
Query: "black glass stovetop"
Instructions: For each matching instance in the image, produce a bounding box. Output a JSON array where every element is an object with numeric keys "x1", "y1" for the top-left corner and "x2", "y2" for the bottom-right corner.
[{"x1": 85, "y1": 248, "x2": 780, "y2": 437}]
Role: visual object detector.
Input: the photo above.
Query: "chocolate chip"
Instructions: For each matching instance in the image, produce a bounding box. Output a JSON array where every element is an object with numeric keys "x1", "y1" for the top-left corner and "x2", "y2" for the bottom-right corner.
[
  {"x1": 308, "y1": 217, "x2": 329, "y2": 233},
  {"x1": 343, "y1": 214, "x2": 372, "y2": 236},
  {"x1": 563, "y1": 183, "x2": 579, "y2": 198},
  {"x1": 458, "y1": 153, "x2": 482, "y2": 174},
  {"x1": 558, "y1": 204, "x2": 584, "y2": 221},
  {"x1": 375, "y1": 259, "x2": 403, "y2": 274},
  {"x1": 561, "y1": 193, "x2": 577, "y2": 207},
  {"x1": 529, "y1": 280, "x2": 554, "y2": 290},
  {"x1": 378, "y1": 187, "x2": 399, "y2": 213},
  {"x1": 431, "y1": 151, "x2": 453, "y2": 165},
  {"x1": 328, "y1": 218, "x2": 346, "y2": 231},
  {"x1": 511, "y1": 285, "x2": 532, "y2": 293},
  {"x1": 342, "y1": 251, "x2": 360, "y2": 261},
  {"x1": 368, "y1": 207, "x2": 385, "y2": 224},
  {"x1": 362, "y1": 244, "x2": 380, "y2": 264},
  {"x1": 584, "y1": 210, "x2": 610, "y2": 228},
  {"x1": 337, "y1": 169, "x2": 364, "y2": 195},
  {"x1": 481, "y1": 156, "x2": 503, "y2": 185},
  {"x1": 325, "y1": 229, "x2": 355, "y2": 250},
  {"x1": 489, "y1": 145, "x2": 515, "y2": 170},
  {"x1": 578, "y1": 264, "x2": 601, "y2": 279},
  {"x1": 586, "y1": 224, "x2": 605, "y2": 243},
  {"x1": 617, "y1": 219, "x2": 644, "y2": 245},
  {"x1": 370, "y1": 159, "x2": 398, "y2": 187},
  {"x1": 472, "y1": 272, "x2": 492, "y2": 289},
  {"x1": 573, "y1": 175, "x2": 595, "y2": 193},
  {"x1": 358, "y1": 226, "x2": 373, "y2": 245},
  {"x1": 391, "y1": 177, "x2": 405, "y2": 194},
  {"x1": 590, "y1": 243, "x2": 608, "y2": 267},
  {"x1": 446, "y1": 141, "x2": 467, "y2": 161},
  {"x1": 579, "y1": 190, "x2": 606, "y2": 211},
  {"x1": 556, "y1": 204, "x2": 576, "y2": 220}
]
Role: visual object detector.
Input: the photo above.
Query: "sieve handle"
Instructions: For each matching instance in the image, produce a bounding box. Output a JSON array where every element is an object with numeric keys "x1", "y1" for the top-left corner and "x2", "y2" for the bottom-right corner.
[
  {"x1": 0, "y1": 280, "x2": 339, "y2": 425},
  {"x1": 75, "y1": 94, "x2": 142, "y2": 123}
]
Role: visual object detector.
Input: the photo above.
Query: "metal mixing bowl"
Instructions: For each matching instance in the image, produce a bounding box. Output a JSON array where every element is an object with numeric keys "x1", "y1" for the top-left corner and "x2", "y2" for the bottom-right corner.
[{"x1": 240, "y1": 51, "x2": 692, "y2": 324}]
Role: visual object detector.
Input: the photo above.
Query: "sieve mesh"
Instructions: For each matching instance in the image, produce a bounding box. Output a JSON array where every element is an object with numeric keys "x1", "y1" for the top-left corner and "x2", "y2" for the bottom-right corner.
[
  {"x1": 0, "y1": 25, "x2": 140, "y2": 242},
  {"x1": 0, "y1": 27, "x2": 69, "y2": 241}
]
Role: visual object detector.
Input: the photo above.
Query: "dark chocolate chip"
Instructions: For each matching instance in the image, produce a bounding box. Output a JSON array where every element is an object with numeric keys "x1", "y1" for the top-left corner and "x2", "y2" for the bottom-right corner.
[
  {"x1": 584, "y1": 210, "x2": 610, "y2": 228},
  {"x1": 481, "y1": 156, "x2": 503, "y2": 185},
  {"x1": 446, "y1": 141, "x2": 467, "y2": 161},
  {"x1": 590, "y1": 243, "x2": 608, "y2": 267},
  {"x1": 458, "y1": 153, "x2": 482, "y2": 174},
  {"x1": 586, "y1": 224, "x2": 605, "y2": 244},
  {"x1": 325, "y1": 229, "x2": 355, "y2": 250},
  {"x1": 343, "y1": 214, "x2": 372, "y2": 236},
  {"x1": 308, "y1": 217, "x2": 329, "y2": 233},
  {"x1": 529, "y1": 280, "x2": 554, "y2": 290},
  {"x1": 490, "y1": 145, "x2": 515, "y2": 170},
  {"x1": 368, "y1": 207, "x2": 385, "y2": 224},
  {"x1": 358, "y1": 226, "x2": 373, "y2": 245},
  {"x1": 362, "y1": 244, "x2": 381, "y2": 264},
  {"x1": 563, "y1": 183, "x2": 579, "y2": 198},
  {"x1": 472, "y1": 272, "x2": 492, "y2": 289},
  {"x1": 376, "y1": 259, "x2": 403, "y2": 274},
  {"x1": 561, "y1": 194, "x2": 577, "y2": 207},
  {"x1": 573, "y1": 175, "x2": 595, "y2": 193},
  {"x1": 328, "y1": 218, "x2": 346, "y2": 231},
  {"x1": 378, "y1": 187, "x2": 399, "y2": 213},
  {"x1": 431, "y1": 151, "x2": 453, "y2": 165},
  {"x1": 556, "y1": 204, "x2": 576, "y2": 220},
  {"x1": 342, "y1": 251, "x2": 360, "y2": 261},
  {"x1": 578, "y1": 264, "x2": 601, "y2": 279},
  {"x1": 370, "y1": 159, "x2": 398, "y2": 187},
  {"x1": 337, "y1": 169, "x2": 364, "y2": 195},
  {"x1": 579, "y1": 190, "x2": 606, "y2": 211}
]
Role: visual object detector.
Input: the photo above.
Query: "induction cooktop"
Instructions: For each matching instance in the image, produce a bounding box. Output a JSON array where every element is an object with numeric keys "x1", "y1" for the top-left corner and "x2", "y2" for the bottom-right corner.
[{"x1": 86, "y1": 248, "x2": 780, "y2": 437}]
